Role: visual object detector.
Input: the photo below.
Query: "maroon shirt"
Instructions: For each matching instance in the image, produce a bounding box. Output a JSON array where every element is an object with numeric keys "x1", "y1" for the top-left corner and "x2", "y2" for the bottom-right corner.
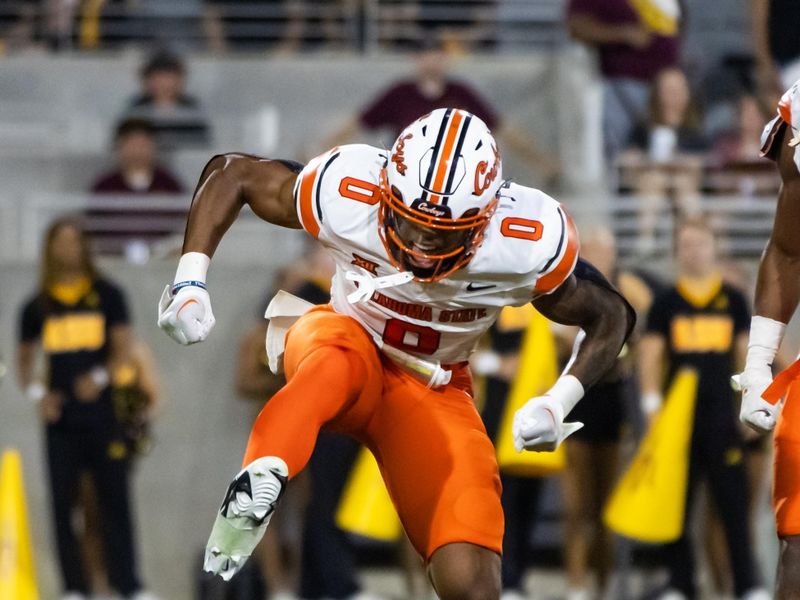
[
  {"x1": 87, "y1": 166, "x2": 186, "y2": 254},
  {"x1": 567, "y1": 0, "x2": 680, "y2": 81},
  {"x1": 359, "y1": 81, "x2": 499, "y2": 137},
  {"x1": 91, "y1": 166, "x2": 183, "y2": 194}
]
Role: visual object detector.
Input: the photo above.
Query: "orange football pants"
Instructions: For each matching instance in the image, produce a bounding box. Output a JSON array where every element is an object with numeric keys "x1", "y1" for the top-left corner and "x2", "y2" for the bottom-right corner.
[{"x1": 242, "y1": 305, "x2": 504, "y2": 559}]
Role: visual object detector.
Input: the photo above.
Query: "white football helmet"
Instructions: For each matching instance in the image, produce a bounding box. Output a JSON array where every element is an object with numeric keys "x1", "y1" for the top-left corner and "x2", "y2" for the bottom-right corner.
[{"x1": 379, "y1": 108, "x2": 503, "y2": 281}]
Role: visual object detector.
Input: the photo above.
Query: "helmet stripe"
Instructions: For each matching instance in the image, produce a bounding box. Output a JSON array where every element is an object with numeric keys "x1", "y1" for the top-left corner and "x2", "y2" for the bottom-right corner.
[
  {"x1": 422, "y1": 108, "x2": 453, "y2": 195},
  {"x1": 429, "y1": 109, "x2": 465, "y2": 204},
  {"x1": 442, "y1": 113, "x2": 472, "y2": 205}
]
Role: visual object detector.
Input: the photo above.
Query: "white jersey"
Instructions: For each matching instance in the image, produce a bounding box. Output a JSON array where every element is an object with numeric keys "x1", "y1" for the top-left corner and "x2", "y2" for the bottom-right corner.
[
  {"x1": 762, "y1": 79, "x2": 800, "y2": 171},
  {"x1": 293, "y1": 144, "x2": 579, "y2": 364}
]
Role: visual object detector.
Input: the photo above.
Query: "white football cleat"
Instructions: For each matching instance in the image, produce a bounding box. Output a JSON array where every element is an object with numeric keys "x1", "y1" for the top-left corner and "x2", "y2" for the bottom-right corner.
[{"x1": 204, "y1": 456, "x2": 289, "y2": 581}]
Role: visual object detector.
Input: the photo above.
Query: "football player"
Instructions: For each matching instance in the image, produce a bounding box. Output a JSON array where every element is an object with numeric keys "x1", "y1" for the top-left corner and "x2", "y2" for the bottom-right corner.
[
  {"x1": 739, "y1": 81, "x2": 800, "y2": 598},
  {"x1": 158, "y1": 109, "x2": 634, "y2": 599}
]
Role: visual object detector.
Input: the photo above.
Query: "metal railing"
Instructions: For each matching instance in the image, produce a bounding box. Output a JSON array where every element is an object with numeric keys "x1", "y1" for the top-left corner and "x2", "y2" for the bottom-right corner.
[
  {"x1": 0, "y1": 0, "x2": 567, "y2": 54},
  {"x1": 610, "y1": 195, "x2": 776, "y2": 264}
]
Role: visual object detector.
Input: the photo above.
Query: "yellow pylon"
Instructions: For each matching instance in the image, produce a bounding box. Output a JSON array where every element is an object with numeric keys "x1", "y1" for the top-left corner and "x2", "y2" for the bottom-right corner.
[
  {"x1": 336, "y1": 449, "x2": 403, "y2": 542},
  {"x1": 603, "y1": 368, "x2": 699, "y2": 544},
  {"x1": 0, "y1": 448, "x2": 39, "y2": 600}
]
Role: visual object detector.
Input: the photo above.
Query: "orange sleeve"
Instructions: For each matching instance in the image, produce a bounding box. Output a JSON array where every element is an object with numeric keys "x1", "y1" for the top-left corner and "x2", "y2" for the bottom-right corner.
[
  {"x1": 294, "y1": 160, "x2": 323, "y2": 239},
  {"x1": 533, "y1": 206, "x2": 580, "y2": 295},
  {"x1": 294, "y1": 147, "x2": 341, "y2": 239}
]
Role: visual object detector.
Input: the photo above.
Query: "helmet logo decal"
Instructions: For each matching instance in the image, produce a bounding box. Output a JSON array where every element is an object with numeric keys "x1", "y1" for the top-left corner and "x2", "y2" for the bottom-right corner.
[
  {"x1": 391, "y1": 133, "x2": 413, "y2": 175},
  {"x1": 473, "y1": 143, "x2": 501, "y2": 196},
  {"x1": 410, "y1": 199, "x2": 452, "y2": 219}
]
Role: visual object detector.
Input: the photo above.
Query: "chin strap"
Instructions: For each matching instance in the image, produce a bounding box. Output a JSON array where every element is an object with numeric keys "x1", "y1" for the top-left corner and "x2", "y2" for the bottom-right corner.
[{"x1": 346, "y1": 269, "x2": 414, "y2": 304}]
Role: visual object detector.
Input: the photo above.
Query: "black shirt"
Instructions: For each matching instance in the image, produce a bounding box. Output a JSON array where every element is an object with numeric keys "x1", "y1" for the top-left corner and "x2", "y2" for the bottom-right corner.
[
  {"x1": 769, "y1": 0, "x2": 800, "y2": 65},
  {"x1": 20, "y1": 278, "x2": 130, "y2": 426},
  {"x1": 646, "y1": 278, "x2": 749, "y2": 416}
]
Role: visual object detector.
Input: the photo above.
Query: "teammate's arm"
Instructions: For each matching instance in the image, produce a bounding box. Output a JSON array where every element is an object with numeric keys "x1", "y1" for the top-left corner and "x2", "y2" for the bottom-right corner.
[
  {"x1": 755, "y1": 128, "x2": 800, "y2": 322},
  {"x1": 158, "y1": 155, "x2": 303, "y2": 345},
  {"x1": 740, "y1": 126, "x2": 800, "y2": 431},
  {"x1": 513, "y1": 262, "x2": 634, "y2": 452}
]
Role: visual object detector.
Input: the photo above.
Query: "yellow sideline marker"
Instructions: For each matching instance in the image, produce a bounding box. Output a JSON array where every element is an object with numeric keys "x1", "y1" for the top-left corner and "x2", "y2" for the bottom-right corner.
[
  {"x1": 603, "y1": 369, "x2": 698, "y2": 543},
  {"x1": 336, "y1": 449, "x2": 402, "y2": 542},
  {"x1": 0, "y1": 448, "x2": 39, "y2": 600}
]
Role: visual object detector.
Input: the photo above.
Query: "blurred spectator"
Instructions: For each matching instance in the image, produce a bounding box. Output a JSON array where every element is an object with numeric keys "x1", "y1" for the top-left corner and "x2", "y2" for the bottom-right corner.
[
  {"x1": 43, "y1": 0, "x2": 79, "y2": 50},
  {"x1": 628, "y1": 68, "x2": 708, "y2": 157},
  {"x1": 91, "y1": 119, "x2": 183, "y2": 195},
  {"x1": 125, "y1": 50, "x2": 211, "y2": 148},
  {"x1": 638, "y1": 216, "x2": 767, "y2": 600},
  {"x1": 707, "y1": 93, "x2": 780, "y2": 196},
  {"x1": 15, "y1": 217, "x2": 158, "y2": 600},
  {"x1": 566, "y1": 0, "x2": 683, "y2": 164},
  {"x1": 752, "y1": 0, "x2": 800, "y2": 94},
  {"x1": 82, "y1": 338, "x2": 161, "y2": 597},
  {"x1": 0, "y1": 1, "x2": 39, "y2": 53},
  {"x1": 561, "y1": 227, "x2": 651, "y2": 600},
  {"x1": 325, "y1": 39, "x2": 559, "y2": 182},
  {"x1": 619, "y1": 68, "x2": 708, "y2": 255},
  {"x1": 87, "y1": 118, "x2": 187, "y2": 260}
]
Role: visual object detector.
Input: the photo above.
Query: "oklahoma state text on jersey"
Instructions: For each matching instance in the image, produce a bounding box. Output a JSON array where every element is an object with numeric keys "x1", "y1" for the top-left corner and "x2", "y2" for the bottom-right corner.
[{"x1": 293, "y1": 144, "x2": 579, "y2": 364}]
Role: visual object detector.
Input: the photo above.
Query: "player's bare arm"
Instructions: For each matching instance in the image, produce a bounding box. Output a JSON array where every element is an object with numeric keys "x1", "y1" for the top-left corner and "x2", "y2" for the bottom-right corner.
[
  {"x1": 158, "y1": 154, "x2": 303, "y2": 345},
  {"x1": 513, "y1": 261, "x2": 635, "y2": 453},
  {"x1": 533, "y1": 268, "x2": 634, "y2": 390},
  {"x1": 183, "y1": 154, "x2": 302, "y2": 258},
  {"x1": 755, "y1": 126, "x2": 800, "y2": 323}
]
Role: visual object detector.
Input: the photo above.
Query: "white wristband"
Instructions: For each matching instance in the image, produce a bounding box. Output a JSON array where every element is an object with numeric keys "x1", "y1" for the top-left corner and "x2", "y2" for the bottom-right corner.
[
  {"x1": 746, "y1": 315, "x2": 786, "y2": 371},
  {"x1": 547, "y1": 374, "x2": 585, "y2": 416},
  {"x1": 25, "y1": 381, "x2": 46, "y2": 404},
  {"x1": 90, "y1": 367, "x2": 110, "y2": 388},
  {"x1": 174, "y1": 252, "x2": 211, "y2": 285},
  {"x1": 642, "y1": 391, "x2": 662, "y2": 416},
  {"x1": 471, "y1": 351, "x2": 502, "y2": 377}
]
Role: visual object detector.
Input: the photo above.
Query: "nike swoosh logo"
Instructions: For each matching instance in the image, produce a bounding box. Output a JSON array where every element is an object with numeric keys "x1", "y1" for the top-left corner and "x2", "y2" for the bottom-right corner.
[{"x1": 466, "y1": 283, "x2": 497, "y2": 292}]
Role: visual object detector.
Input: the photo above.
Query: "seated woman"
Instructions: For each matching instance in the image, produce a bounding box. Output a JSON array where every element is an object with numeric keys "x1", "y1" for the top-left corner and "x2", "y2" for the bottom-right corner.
[{"x1": 617, "y1": 67, "x2": 709, "y2": 256}]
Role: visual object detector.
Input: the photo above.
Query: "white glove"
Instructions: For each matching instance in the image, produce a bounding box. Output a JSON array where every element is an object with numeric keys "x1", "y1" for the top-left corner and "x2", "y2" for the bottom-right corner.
[
  {"x1": 733, "y1": 368, "x2": 780, "y2": 433},
  {"x1": 157, "y1": 281, "x2": 216, "y2": 345},
  {"x1": 512, "y1": 375, "x2": 584, "y2": 452},
  {"x1": 733, "y1": 315, "x2": 786, "y2": 433}
]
